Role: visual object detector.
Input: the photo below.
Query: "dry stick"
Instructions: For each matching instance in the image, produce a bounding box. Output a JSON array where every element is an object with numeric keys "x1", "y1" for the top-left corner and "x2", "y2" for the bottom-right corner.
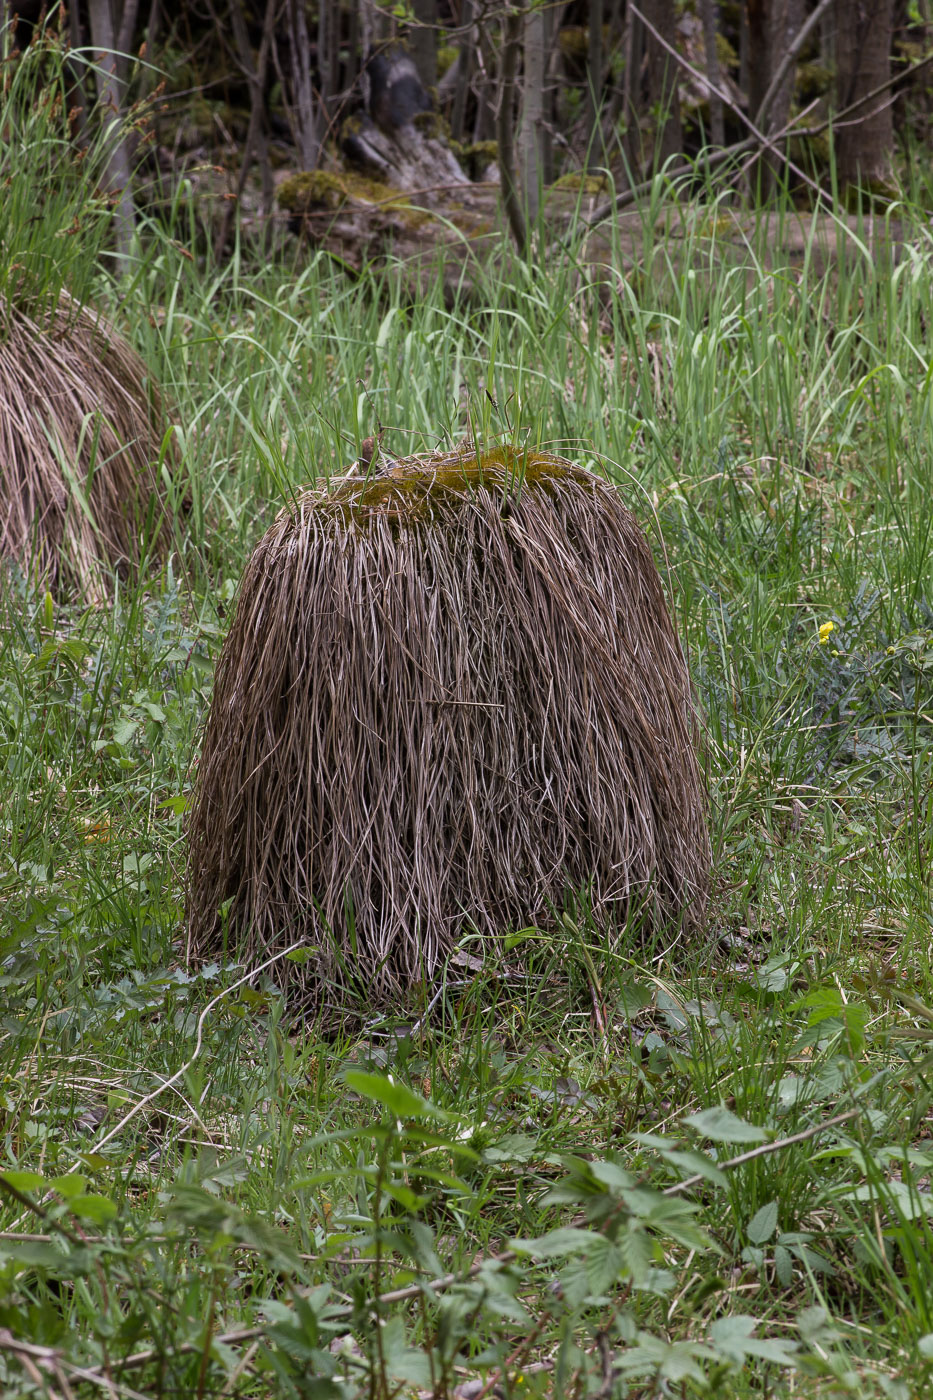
[
  {"x1": 217, "y1": 1339, "x2": 261, "y2": 1398},
  {"x1": 629, "y1": 4, "x2": 825, "y2": 204},
  {"x1": 564, "y1": 138, "x2": 756, "y2": 240},
  {"x1": 91, "y1": 1106, "x2": 859, "y2": 1381},
  {"x1": 576, "y1": 28, "x2": 933, "y2": 243},
  {"x1": 755, "y1": 0, "x2": 834, "y2": 134},
  {"x1": 662, "y1": 1108, "x2": 860, "y2": 1197},
  {"x1": 87, "y1": 939, "x2": 309, "y2": 1160},
  {"x1": 793, "y1": 53, "x2": 933, "y2": 142},
  {"x1": 0, "y1": 1329, "x2": 151, "y2": 1400}
]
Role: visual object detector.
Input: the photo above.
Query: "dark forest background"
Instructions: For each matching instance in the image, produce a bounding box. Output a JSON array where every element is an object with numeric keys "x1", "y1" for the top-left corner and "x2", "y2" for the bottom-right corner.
[{"x1": 6, "y1": 1, "x2": 929, "y2": 260}]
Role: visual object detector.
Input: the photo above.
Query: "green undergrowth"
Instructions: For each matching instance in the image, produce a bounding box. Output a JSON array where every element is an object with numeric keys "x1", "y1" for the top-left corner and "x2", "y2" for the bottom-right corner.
[{"x1": 3, "y1": 107, "x2": 933, "y2": 1394}]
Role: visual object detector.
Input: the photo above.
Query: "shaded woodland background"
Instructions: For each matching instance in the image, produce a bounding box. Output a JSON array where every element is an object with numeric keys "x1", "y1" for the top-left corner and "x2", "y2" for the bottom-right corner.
[{"x1": 6, "y1": 1, "x2": 930, "y2": 263}]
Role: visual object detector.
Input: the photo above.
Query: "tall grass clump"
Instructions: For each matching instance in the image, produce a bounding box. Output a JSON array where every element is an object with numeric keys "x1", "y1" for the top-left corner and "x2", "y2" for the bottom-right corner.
[
  {"x1": 187, "y1": 446, "x2": 709, "y2": 1008},
  {"x1": 0, "y1": 17, "x2": 176, "y2": 598}
]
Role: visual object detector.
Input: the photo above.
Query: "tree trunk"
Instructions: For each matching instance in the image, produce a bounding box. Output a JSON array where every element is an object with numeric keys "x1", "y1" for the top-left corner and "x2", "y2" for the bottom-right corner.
[
  {"x1": 409, "y1": 0, "x2": 437, "y2": 90},
  {"x1": 518, "y1": 0, "x2": 546, "y2": 225},
  {"x1": 497, "y1": 5, "x2": 526, "y2": 251},
  {"x1": 834, "y1": 0, "x2": 895, "y2": 188},
  {"x1": 620, "y1": 5, "x2": 644, "y2": 181},
  {"x1": 585, "y1": 0, "x2": 605, "y2": 168},
  {"x1": 286, "y1": 0, "x2": 320, "y2": 169},
  {"x1": 699, "y1": 0, "x2": 725, "y2": 147},
  {"x1": 449, "y1": 0, "x2": 475, "y2": 143},
  {"x1": 643, "y1": 0, "x2": 682, "y2": 169},
  {"x1": 746, "y1": 0, "x2": 768, "y2": 125},
  {"x1": 87, "y1": 0, "x2": 138, "y2": 269},
  {"x1": 217, "y1": 0, "x2": 276, "y2": 258},
  {"x1": 473, "y1": 19, "x2": 497, "y2": 142},
  {"x1": 317, "y1": 0, "x2": 341, "y2": 138},
  {"x1": 745, "y1": 0, "x2": 804, "y2": 197}
]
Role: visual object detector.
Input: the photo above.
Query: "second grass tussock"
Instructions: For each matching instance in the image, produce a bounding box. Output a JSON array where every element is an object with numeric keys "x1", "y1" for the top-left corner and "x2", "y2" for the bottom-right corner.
[
  {"x1": 0, "y1": 19, "x2": 176, "y2": 599},
  {"x1": 187, "y1": 447, "x2": 709, "y2": 1007},
  {"x1": 0, "y1": 291, "x2": 176, "y2": 599}
]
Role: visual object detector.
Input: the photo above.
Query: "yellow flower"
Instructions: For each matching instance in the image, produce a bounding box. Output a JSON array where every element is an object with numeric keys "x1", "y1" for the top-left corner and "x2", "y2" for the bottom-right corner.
[{"x1": 819, "y1": 621, "x2": 834, "y2": 644}]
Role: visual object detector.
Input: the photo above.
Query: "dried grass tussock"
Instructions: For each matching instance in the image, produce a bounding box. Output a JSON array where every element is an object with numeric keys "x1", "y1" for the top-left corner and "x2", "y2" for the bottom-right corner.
[
  {"x1": 187, "y1": 447, "x2": 709, "y2": 1005},
  {"x1": 0, "y1": 291, "x2": 175, "y2": 598}
]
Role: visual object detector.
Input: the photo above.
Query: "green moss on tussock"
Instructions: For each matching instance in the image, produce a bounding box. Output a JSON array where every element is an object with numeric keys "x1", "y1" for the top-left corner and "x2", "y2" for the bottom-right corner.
[{"x1": 314, "y1": 446, "x2": 593, "y2": 526}]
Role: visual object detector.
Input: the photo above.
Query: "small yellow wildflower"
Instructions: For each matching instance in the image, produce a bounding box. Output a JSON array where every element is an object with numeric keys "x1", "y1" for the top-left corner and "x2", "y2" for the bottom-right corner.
[{"x1": 819, "y1": 621, "x2": 834, "y2": 644}]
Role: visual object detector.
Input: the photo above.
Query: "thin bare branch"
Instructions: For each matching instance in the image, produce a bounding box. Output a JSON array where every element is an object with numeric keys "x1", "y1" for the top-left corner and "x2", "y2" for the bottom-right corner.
[{"x1": 629, "y1": 4, "x2": 826, "y2": 202}]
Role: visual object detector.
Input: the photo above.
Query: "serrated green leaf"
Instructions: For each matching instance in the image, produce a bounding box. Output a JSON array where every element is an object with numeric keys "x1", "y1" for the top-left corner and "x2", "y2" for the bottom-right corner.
[
  {"x1": 615, "y1": 1333, "x2": 716, "y2": 1383},
  {"x1": 585, "y1": 1235, "x2": 623, "y2": 1294}
]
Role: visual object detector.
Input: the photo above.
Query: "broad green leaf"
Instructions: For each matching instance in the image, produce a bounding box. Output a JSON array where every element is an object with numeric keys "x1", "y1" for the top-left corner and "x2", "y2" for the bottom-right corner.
[
  {"x1": 746, "y1": 1200, "x2": 778, "y2": 1244},
  {"x1": 382, "y1": 1182, "x2": 429, "y2": 1212},
  {"x1": 585, "y1": 1235, "x2": 623, "y2": 1294},
  {"x1": 0, "y1": 1240, "x2": 68, "y2": 1267},
  {"x1": 0, "y1": 1171, "x2": 45, "y2": 1193},
  {"x1": 47, "y1": 1175, "x2": 88, "y2": 1199},
  {"x1": 775, "y1": 1243, "x2": 793, "y2": 1286},
  {"x1": 589, "y1": 1159, "x2": 634, "y2": 1192},
  {"x1": 617, "y1": 982, "x2": 653, "y2": 1017},
  {"x1": 343, "y1": 1070, "x2": 448, "y2": 1120},
  {"x1": 510, "y1": 1227, "x2": 598, "y2": 1258},
  {"x1": 655, "y1": 1147, "x2": 728, "y2": 1189},
  {"x1": 615, "y1": 1333, "x2": 716, "y2": 1383},
  {"x1": 503, "y1": 927, "x2": 541, "y2": 950},
  {"x1": 159, "y1": 793, "x2": 190, "y2": 815},
  {"x1": 620, "y1": 1190, "x2": 711, "y2": 1251},
  {"x1": 684, "y1": 1107, "x2": 767, "y2": 1143},
  {"x1": 113, "y1": 718, "x2": 138, "y2": 748},
  {"x1": 709, "y1": 1315, "x2": 799, "y2": 1367},
  {"x1": 70, "y1": 1194, "x2": 117, "y2": 1223},
  {"x1": 615, "y1": 1223, "x2": 654, "y2": 1284},
  {"x1": 482, "y1": 1133, "x2": 537, "y2": 1163}
]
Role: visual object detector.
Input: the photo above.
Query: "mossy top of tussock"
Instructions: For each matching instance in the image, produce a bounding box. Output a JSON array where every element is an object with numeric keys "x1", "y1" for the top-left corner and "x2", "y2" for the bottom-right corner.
[{"x1": 300, "y1": 446, "x2": 594, "y2": 528}]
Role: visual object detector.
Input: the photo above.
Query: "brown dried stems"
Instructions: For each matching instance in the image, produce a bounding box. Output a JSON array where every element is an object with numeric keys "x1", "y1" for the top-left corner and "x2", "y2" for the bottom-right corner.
[
  {"x1": 0, "y1": 291, "x2": 175, "y2": 599},
  {"x1": 187, "y1": 448, "x2": 709, "y2": 1007}
]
